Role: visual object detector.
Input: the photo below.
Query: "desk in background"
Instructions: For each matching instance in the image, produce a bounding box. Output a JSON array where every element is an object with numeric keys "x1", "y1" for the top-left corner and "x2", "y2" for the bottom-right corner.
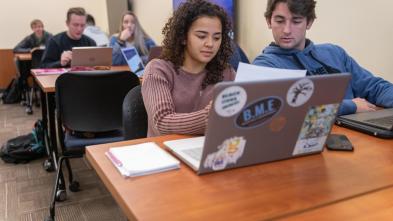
[
  {"x1": 14, "y1": 52, "x2": 32, "y2": 61},
  {"x1": 86, "y1": 127, "x2": 393, "y2": 221}
]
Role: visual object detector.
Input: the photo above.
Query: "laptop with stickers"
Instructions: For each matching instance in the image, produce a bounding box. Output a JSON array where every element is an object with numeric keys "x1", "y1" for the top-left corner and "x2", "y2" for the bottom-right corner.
[
  {"x1": 164, "y1": 73, "x2": 351, "y2": 174},
  {"x1": 121, "y1": 46, "x2": 145, "y2": 77}
]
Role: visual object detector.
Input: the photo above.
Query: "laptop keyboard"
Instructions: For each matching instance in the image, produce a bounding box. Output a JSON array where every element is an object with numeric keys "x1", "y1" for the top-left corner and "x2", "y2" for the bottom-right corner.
[
  {"x1": 183, "y1": 147, "x2": 202, "y2": 162},
  {"x1": 365, "y1": 115, "x2": 393, "y2": 129}
]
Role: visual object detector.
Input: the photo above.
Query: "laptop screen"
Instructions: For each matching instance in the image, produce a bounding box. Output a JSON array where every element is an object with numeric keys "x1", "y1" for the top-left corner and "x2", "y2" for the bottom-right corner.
[{"x1": 121, "y1": 47, "x2": 144, "y2": 77}]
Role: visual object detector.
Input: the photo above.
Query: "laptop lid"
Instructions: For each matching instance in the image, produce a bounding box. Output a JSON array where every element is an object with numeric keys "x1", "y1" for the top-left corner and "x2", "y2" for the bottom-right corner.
[
  {"x1": 121, "y1": 47, "x2": 144, "y2": 77},
  {"x1": 336, "y1": 108, "x2": 393, "y2": 138},
  {"x1": 71, "y1": 47, "x2": 112, "y2": 67},
  {"x1": 147, "y1": 46, "x2": 162, "y2": 63},
  {"x1": 166, "y1": 73, "x2": 351, "y2": 174}
]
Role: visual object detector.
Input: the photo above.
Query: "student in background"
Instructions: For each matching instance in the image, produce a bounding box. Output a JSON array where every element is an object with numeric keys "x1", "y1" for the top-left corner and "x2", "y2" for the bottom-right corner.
[
  {"x1": 109, "y1": 11, "x2": 155, "y2": 65},
  {"x1": 253, "y1": 0, "x2": 393, "y2": 116},
  {"x1": 14, "y1": 19, "x2": 53, "y2": 53},
  {"x1": 142, "y1": 0, "x2": 235, "y2": 137},
  {"x1": 83, "y1": 14, "x2": 109, "y2": 46},
  {"x1": 41, "y1": 7, "x2": 96, "y2": 68}
]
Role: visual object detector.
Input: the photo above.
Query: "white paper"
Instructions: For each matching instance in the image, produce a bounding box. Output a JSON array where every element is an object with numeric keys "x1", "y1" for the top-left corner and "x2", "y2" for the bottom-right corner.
[
  {"x1": 106, "y1": 142, "x2": 180, "y2": 177},
  {"x1": 235, "y1": 62, "x2": 306, "y2": 82}
]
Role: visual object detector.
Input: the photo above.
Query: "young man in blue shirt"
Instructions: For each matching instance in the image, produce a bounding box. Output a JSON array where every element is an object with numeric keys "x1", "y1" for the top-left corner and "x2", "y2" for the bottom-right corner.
[{"x1": 253, "y1": 0, "x2": 393, "y2": 115}]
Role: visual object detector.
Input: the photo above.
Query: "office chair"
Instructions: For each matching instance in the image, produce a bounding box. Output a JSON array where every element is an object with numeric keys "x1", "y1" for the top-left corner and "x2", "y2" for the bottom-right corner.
[
  {"x1": 46, "y1": 70, "x2": 140, "y2": 221},
  {"x1": 147, "y1": 46, "x2": 163, "y2": 63},
  {"x1": 122, "y1": 85, "x2": 148, "y2": 140},
  {"x1": 13, "y1": 56, "x2": 30, "y2": 106},
  {"x1": 229, "y1": 42, "x2": 250, "y2": 71},
  {"x1": 24, "y1": 48, "x2": 44, "y2": 114}
]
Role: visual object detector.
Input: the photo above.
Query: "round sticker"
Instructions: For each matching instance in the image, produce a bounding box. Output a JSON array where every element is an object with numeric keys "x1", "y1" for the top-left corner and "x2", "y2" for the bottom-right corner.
[
  {"x1": 286, "y1": 78, "x2": 314, "y2": 107},
  {"x1": 214, "y1": 86, "x2": 247, "y2": 117}
]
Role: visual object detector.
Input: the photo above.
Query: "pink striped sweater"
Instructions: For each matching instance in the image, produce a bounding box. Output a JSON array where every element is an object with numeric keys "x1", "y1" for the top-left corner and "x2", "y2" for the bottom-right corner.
[{"x1": 142, "y1": 59, "x2": 236, "y2": 137}]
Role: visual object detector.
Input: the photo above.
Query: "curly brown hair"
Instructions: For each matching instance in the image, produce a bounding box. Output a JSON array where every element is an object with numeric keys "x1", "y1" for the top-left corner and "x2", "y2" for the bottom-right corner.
[{"x1": 161, "y1": 0, "x2": 233, "y2": 89}]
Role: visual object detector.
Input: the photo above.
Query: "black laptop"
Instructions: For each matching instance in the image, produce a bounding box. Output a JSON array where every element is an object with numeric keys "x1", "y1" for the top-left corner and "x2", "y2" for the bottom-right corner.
[{"x1": 336, "y1": 108, "x2": 393, "y2": 138}]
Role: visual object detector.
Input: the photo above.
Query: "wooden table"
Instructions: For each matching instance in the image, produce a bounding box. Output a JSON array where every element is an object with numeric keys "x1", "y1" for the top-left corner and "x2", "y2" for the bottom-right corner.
[
  {"x1": 33, "y1": 65, "x2": 130, "y2": 93},
  {"x1": 86, "y1": 127, "x2": 393, "y2": 221},
  {"x1": 14, "y1": 52, "x2": 32, "y2": 61},
  {"x1": 281, "y1": 187, "x2": 393, "y2": 220}
]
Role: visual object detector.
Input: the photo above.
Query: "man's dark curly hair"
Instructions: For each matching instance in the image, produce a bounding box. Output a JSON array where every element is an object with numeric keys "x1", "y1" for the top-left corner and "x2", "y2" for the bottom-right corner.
[{"x1": 161, "y1": 0, "x2": 233, "y2": 89}]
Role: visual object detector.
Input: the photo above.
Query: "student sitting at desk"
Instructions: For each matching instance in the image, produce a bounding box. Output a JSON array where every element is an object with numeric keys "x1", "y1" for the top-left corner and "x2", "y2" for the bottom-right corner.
[
  {"x1": 253, "y1": 0, "x2": 393, "y2": 116},
  {"x1": 13, "y1": 19, "x2": 52, "y2": 53},
  {"x1": 142, "y1": 0, "x2": 235, "y2": 137},
  {"x1": 41, "y1": 7, "x2": 96, "y2": 68},
  {"x1": 109, "y1": 11, "x2": 155, "y2": 65}
]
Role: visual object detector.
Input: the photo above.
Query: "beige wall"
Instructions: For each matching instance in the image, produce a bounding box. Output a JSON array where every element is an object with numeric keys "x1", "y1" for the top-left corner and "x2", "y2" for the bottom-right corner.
[
  {"x1": 0, "y1": 0, "x2": 109, "y2": 49},
  {"x1": 133, "y1": 0, "x2": 173, "y2": 45}
]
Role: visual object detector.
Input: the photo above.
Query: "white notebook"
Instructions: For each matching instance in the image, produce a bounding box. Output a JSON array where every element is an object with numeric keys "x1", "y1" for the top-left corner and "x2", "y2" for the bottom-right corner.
[
  {"x1": 235, "y1": 62, "x2": 306, "y2": 82},
  {"x1": 105, "y1": 142, "x2": 180, "y2": 177}
]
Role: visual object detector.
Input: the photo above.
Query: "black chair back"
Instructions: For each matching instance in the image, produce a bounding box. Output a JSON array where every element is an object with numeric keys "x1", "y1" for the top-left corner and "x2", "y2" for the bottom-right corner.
[
  {"x1": 55, "y1": 71, "x2": 140, "y2": 133},
  {"x1": 31, "y1": 48, "x2": 45, "y2": 68},
  {"x1": 122, "y1": 85, "x2": 148, "y2": 139}
]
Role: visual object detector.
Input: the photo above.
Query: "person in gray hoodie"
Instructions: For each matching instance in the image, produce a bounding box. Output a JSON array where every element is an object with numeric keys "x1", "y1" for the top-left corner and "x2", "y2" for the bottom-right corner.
[
  {"x1": 253, "y1": 0, "x2": 393, "y2": 116},
  {"x1": 83, "y1": 14, "x2": 109, "y2": 46}
]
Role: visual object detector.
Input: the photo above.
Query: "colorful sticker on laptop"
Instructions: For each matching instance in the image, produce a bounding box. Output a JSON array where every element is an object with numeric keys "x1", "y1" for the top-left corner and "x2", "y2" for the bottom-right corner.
[
  {"x1": 236, "y1": 96, "x2": 283, "y2": 128},
  {"x1": 203, "y1": 136, "x2": 246, "y2": 171},
  {"x1": 215, "y1": 86, "x2": 247, "y2": 117},
  {"x1": 292, "y1": 104, "x2": 339, "y2": 156},
  {"x1": 287, "y1": 78, "x2": 314, "y2": 107}
]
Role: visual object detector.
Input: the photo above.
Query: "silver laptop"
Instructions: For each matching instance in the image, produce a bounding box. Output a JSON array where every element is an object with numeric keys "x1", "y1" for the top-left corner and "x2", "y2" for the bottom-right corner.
[
  {"x1": 164, "y1": 73, "x2": 351, "y2": 174},
  {"x1": 336, "y1": 108, "x2": 393, "y2": 138},
  {"x1": 121, "y1": 47, "x2": 144, "y2": 77},
  {"x1": 71, "y1": 47, "x2": 112, "y2": 67}
]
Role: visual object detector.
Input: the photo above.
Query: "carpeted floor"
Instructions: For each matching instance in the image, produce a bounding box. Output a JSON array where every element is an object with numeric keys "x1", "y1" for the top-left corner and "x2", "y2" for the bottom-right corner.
[{"x1": 0, "y1": 101, "x2": 127, "y2": 221}]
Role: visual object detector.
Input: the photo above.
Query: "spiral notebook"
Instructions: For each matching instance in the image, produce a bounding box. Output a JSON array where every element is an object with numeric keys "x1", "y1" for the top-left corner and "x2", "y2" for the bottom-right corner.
[{"x1": 105, "y1": 142, "x2": 180, "y2": 177}]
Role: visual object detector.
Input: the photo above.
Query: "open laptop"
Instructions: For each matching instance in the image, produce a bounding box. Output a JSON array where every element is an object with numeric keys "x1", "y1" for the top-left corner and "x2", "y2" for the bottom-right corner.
[
  {"x1": 121, "y1": 47, "x2": 144, "y2": 77},
  {"x1": 71, "y1": 47, "x2": 112, "y2": 67},
  {"x1": 336, "y1": 108, "x2": 393, "y2": 138},
  {"x1": 164, "y1": 73, "x2": 351, "y2": 174}
]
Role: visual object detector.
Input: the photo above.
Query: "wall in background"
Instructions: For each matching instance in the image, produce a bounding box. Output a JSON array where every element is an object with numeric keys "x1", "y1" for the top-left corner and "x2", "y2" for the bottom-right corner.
[
  {"x1": 0, "y1": 0, "x2": 109, "y2": 49},
  {"x1": 106, "y1": 0, "x2": 128, "y2": 35},
  {"x1": 132, "y1": 0, "x2": 173, "y2": 46}
]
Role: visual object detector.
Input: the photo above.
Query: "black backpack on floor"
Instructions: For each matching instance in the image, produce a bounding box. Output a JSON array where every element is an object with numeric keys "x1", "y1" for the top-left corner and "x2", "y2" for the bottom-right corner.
[
  {"x1": 0, "y1": 120, "x2": 46, "y2": 164},
  {"x1": 1, "y1": 78, "x2": 21, "y2": 104}
]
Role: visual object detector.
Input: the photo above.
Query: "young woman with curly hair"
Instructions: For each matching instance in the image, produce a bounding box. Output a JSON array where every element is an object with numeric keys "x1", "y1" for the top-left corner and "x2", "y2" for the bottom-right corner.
[{"x1": 142, "y1": 0, "x2": 235, "y2": 137}]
